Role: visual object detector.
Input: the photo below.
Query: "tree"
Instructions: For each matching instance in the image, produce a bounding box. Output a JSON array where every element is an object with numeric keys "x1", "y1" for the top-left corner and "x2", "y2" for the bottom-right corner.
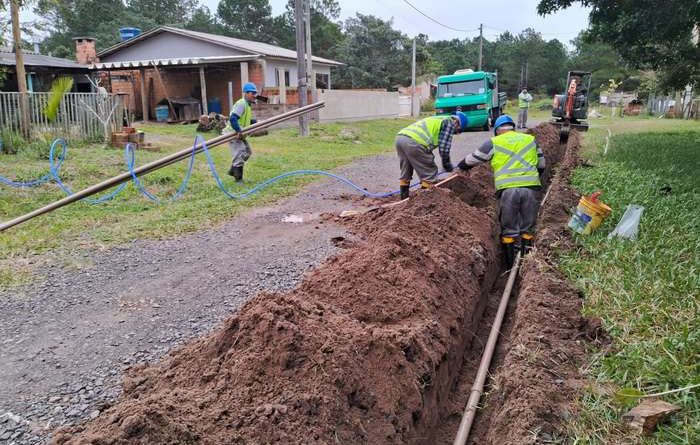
[
  {"x1": 185, "y1": 5, "x2": 225, "y2": 34},
  {"x1": 127, "y1": 0, "x2": 197, "y2": 26},
  {"x1": 332, "y1": 14, "x2": 411, "y2": 89},
  {"x1": 217, "y1": 0, "x2": 274, "y2": 42},
  {"x1": 268, "y1": 0, "x2": 342, "y2": 59},
  {"x1": 568, "y1": 31, "x2": 634, "y2": 99},
  {"x1": 538, "y1": 0, "x2": 700, "y2": 89}
]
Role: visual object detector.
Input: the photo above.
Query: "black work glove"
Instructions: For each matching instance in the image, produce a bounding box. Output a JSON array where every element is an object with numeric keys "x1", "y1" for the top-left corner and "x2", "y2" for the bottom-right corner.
[
  {"x1": 457, "y1": 159, "x2": 472, "y2": 171},
  {"x1": 442, "y1": 161, "x2": 454, "y2": 172}
]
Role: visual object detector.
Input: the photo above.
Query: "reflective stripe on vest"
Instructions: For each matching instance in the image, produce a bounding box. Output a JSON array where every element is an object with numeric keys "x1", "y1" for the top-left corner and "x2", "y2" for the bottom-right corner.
[
  {"x1": 490, "y1": 132, "x2": 540, "y2": 190},
  {"x1": 397, "y1": 116, "x2": 450, "y2": 150},
  {"x1": 226, "y1": 98, "x2": 252, "y2": 130}
]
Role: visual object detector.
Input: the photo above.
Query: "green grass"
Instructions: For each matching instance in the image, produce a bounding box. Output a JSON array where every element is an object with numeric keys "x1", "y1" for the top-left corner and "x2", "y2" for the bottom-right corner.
[
  {"x1": 0, "y1": 118, "x2": 411, "y2": 289},
  {"x1": 560, "y1": 124, "x2": 700, "y2": 444}
]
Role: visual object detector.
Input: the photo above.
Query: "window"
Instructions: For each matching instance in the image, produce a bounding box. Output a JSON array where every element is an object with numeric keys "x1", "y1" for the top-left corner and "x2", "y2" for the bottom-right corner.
[
  {"x1": 437, "y1": 80, "x2": 485, "y2": 98},
  {"x1": 316, "y1": 73, "x2": 329, "y2": 89},
  {"x1": 275, "y1": 69, "x2": 290, "y2": 87}
]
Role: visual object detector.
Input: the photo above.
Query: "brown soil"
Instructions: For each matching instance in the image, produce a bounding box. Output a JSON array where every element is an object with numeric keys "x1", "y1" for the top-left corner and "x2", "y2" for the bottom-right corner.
[
  {"x1": 465, "y1": 130, "x2": 596, "y2": 445},
  {"x1": 52, "y1": 125, "x2": 592, "y2": 445}
]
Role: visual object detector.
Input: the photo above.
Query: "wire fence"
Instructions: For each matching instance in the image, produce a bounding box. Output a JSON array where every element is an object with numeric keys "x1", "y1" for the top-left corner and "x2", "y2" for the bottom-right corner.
[{"x1": 0, "y1": 92, "x2": 123, "y2": 140}]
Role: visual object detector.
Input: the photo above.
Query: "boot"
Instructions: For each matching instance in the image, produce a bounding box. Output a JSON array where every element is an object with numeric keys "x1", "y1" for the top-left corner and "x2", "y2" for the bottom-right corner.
[
  {"x1": 400, "y1": 185, "x2": 410, "y2": 200},
  {"x1": 502, "y1": 237, "x2": 517, "y2": 269},
  {"x1": 232, "y1": 166, "x2": 243, "y2": 182},
  {"x1": 227, "y1": 164, "x2": 236, "y2": 177},
  {"x1": 521, "y1": 233, "x2": 534, "y2": 256}
]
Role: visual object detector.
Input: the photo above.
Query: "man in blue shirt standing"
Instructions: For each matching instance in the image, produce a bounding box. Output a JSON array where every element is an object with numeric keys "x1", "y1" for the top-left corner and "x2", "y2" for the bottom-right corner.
[{"x1": 226, "y1": 82, "x2": 258, "y2": 182}]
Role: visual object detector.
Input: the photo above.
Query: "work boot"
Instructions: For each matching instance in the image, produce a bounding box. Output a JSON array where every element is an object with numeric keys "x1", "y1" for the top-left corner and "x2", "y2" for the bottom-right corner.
[
  {"x1": 400, "y1": 185, "x2": 410, "y2": 200},
  {"x1": 521, "y1": 233, "x2": 535, "y2": 256},
  {"x1": 502, "y1": 237, "x2": 517, "y2": 269},
  {"x1": 227, "y1": 164, "x2": 236, "y2": 177},
  {"x1": 232, "y1": 166, "x2": 243, "y2": 182}
]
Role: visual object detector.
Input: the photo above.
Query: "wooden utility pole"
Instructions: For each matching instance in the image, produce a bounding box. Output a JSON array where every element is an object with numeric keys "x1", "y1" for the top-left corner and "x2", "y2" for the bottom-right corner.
[
  {"x1": 10, "y1": 0, "x2": 30, "y2": 138},
  {"x1": 478, "y1": 24, "x2": 483, "y2": 71},
  {"x1": 411, "y1": 38, "x2": 416, "y2": 117},
  {"x1": 304, "y1": 0, "x2": 316, "y2": 117},
  {"x1": 294, "y1": 0, "x2": 309, "y2": 136}
]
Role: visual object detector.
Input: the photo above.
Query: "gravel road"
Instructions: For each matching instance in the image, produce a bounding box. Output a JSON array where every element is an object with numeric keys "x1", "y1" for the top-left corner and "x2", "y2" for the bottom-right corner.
[{"x1": 0, "y1": 127, "x2": 493, "y2": 444}]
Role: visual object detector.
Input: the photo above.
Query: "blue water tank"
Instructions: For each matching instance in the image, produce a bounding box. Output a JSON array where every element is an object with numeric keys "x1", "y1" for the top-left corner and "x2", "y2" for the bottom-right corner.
[
  {"x1": 119, "y1": 27, "x2": 141, "y2": 41},
  {"x1": 207, "y1": 97, "x2": 222, "y2": 115}
]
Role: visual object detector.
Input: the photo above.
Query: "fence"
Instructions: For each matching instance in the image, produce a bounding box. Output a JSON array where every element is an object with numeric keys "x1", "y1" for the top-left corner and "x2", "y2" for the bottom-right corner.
[
  {"x1": 0, "y1": 92, "x2": 123, "y2": 140},
  {"x1": 317, "y1": 90, "x2": 406, "y2": 123}
]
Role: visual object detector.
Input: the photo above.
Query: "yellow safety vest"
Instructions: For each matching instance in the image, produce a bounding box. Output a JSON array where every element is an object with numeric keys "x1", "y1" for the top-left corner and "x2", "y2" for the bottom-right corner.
[
  {"x1": 226, "y1": 98, "x2": 252, "y2": 130},
  {"x1": 490, "y1": 132, "x2": 540, "y2": 190},
  {"x1": 518, "y1": 94, "x2": 531, "y2": 108},
  {"x1": 397, "y1": 116, "x2": 451, "y2": 150}
]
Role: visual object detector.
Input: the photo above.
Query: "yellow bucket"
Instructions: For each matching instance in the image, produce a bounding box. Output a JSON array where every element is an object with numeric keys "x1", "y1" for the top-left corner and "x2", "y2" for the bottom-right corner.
[{"x1": 568, "y1": 192, "x2": 612, "y2": 235}]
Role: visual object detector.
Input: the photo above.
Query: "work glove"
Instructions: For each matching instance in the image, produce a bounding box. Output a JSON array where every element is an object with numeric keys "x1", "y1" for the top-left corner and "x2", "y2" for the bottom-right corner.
[
  {"x1": 442, "y1": 161, "x2": 454, "y2": 172},
  {"x1": 457, "y1": 160, "x2": 472, "y2": 172}
]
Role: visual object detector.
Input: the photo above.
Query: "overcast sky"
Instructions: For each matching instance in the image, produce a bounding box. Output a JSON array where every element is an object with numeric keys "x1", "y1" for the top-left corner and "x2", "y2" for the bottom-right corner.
[
  {"x1": 203, "y1": 0, "x2": 590, "y2": 45},
  {"x1": 15, "y1": 0, "x2": 590, "y2": 48}
]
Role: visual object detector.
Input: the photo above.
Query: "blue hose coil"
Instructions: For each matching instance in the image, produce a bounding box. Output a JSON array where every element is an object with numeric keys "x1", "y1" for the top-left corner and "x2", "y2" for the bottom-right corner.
[{"x1": 1, "y1": 137, "x2": 449, "y2": 204}]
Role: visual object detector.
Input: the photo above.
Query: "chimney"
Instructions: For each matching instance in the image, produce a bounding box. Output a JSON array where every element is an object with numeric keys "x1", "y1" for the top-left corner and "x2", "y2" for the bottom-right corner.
[{"x1": 73, "y1": 37, "x2": 98, "y2": 65}]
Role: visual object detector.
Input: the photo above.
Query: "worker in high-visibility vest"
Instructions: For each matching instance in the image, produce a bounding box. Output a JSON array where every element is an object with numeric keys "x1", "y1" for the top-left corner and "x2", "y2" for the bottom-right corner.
[
  {"x1": 517, "y1": 88, "x2": 533, "y2": 129},
  {"x1": 456, "y1": 115, "x2": 545, "y2": 268},
  {"x1": 395, "y1": 111, "x2": 468, "y2": 199},
  {"x1": 225, "y1": 82, "x2": 258, "y2": 182}
]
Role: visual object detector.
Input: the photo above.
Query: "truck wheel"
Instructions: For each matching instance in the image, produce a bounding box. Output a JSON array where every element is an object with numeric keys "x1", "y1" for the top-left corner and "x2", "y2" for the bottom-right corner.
[{"x1": 482, "y1": 115, "x2": 491, "y2": 131}]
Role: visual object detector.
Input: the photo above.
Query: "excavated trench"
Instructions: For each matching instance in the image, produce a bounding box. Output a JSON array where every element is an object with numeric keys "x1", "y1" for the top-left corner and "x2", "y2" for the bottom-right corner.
[{"x1": 53, "y1": 124, "x2": 591, "y2": 445}]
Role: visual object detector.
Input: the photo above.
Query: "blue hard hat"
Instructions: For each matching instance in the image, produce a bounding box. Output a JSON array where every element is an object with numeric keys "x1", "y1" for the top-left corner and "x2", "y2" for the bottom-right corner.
[
  {"x1": 243, "y1": 82, "x2": 258, "y2": 94},
  {"x1": 453, "y1": 111, "x2": 468, "y2": 130},
  {"x1": 493, "y1": 115, "x2": 515, "y2": 133}
]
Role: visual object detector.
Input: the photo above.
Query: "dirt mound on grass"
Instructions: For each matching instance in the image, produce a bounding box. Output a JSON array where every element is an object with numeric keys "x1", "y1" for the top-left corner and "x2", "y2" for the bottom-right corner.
[{"x1": 53, "y1": 178, "x2": 502, "y2": 445}]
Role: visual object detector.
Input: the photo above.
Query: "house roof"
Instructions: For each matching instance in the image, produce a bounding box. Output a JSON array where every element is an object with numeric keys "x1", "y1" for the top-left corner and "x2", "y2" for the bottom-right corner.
[
  {"x1": 92, "y1": 54, "x2": 260, "y2": 70},
  {"x1": 0, "y1": 47, "x2": 88, "y2": 70},
  {"x1": 97, "y1": 26, "x2": 343, "y2": 67}
]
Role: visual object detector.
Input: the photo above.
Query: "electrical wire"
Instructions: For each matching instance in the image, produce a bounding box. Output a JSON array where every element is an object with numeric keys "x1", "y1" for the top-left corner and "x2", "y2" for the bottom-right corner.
[{"x1": 400, "y1": 0, "x2": 479, "y2": 33}]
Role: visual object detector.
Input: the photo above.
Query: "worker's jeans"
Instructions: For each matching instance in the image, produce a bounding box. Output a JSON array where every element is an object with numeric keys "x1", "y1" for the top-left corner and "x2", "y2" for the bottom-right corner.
[
  {"x1": 227, "y1": 135, "x2": 252, "y2": 167},
  {"x1": 518, "y1": 108, "x2": 529, "y2": 128},
  {"x1": 395, "y1": 135, "x2": 439, "y2": 184},
  {"x1": 498, "y1": 187, "x2": 541, "y2": 238}
]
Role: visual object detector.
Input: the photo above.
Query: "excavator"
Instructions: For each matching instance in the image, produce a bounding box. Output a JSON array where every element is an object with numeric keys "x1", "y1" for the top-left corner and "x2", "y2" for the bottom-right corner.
[{"x1": 551, "y1": 70, "x2": 591, "y2": 142}]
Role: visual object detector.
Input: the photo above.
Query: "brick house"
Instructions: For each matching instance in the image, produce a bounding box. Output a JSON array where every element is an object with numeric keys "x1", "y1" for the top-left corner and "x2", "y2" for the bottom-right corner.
[{"x1": 83, "y1": 26, "x2": 343, "y2": 121}]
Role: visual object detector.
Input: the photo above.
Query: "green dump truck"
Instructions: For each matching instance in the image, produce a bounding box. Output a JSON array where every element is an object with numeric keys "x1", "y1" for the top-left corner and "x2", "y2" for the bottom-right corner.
[{"x1": 434, "y1": 69, "x2": 507, "y2": 131}]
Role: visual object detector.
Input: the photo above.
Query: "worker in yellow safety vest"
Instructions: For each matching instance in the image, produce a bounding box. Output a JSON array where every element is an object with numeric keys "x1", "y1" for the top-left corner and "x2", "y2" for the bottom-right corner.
[
  {"x1": 517, "y1": 88, "x2": 533, "y2": 129},
  {"x1": 395, "y1": 111, "x2": 468, "y2": 199},
  {"x1": 456, "y1": 114, "x2": 545, "y2": 268},
  {"x1": 225, "y1": 82, "x2": 258, "y2": 182}
]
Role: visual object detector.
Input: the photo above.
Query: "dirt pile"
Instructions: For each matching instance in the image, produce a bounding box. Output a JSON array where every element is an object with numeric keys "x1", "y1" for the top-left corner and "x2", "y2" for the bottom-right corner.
[{"x1": 53, "y1": 176, "x2": 502, "y2": 445}]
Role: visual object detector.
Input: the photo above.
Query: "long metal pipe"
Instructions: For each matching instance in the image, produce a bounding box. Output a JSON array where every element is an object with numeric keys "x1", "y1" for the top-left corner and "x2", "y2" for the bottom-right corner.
[
  {"x1": 0, "y1": 102, "x2": 325, "y2": 232},
  {"x1": 453, "y1": 251, "x2": 522, "y2": 445}
]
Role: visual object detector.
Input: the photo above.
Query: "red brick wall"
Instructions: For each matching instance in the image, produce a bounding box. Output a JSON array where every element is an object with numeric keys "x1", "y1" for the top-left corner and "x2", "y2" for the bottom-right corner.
[
  {"x1": 103, "y1": 62, "x2": 273, "y2": 119},
  {"x1": 74, "y1": 38, "x2": 98, "y2": 64}
]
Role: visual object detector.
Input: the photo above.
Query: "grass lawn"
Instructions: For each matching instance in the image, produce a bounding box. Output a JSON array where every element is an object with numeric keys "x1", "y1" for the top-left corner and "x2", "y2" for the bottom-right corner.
[
  {"x1": 560, "y1": 117, "x2": 700, "y2": 444},
  {"x1": 0, "y1": 118, "x2": 412, "y2": 289}
]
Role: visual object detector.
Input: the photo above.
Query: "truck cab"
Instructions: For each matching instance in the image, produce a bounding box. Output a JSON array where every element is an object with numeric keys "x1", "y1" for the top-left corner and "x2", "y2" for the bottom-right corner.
[{"x1": 434, "y1": 69, "x2": 506, "y2": 130}]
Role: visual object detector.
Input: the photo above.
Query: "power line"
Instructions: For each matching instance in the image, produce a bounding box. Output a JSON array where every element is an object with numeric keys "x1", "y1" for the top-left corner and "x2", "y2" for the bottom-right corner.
[{"x1": 401, "y1": 0, "x2": 479, "y2": 33}]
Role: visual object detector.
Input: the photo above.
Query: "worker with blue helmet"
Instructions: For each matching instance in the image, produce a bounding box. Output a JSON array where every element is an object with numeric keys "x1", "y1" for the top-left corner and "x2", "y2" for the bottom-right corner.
[
  {"x1": 225, "y1": 82, "x2": 259, "y2": 181},
  {"x1": 394, "y1": 111, "x2": 468, "y2": 199},
  {"x1": 457, "y1": 114, "x2": 546, "y2": 267}
]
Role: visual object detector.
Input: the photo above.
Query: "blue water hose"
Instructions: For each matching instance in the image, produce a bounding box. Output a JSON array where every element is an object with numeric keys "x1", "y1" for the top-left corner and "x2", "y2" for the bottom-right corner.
[{"x1": 1, "y1": 136, "x2": 448, "y2": 204}]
